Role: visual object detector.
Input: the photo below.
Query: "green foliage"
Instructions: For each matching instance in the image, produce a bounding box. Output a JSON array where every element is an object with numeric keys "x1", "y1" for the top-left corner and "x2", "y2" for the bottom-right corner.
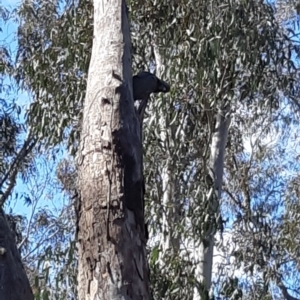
[
  {"x1": 19, "y1": 177, "x2": 78, "y2": 300},
  {"x1": 0, "y1": 9, "x2": 17, "y2": 184},
  {"x1": 31, "y1": 241, "x2": 77, "y2": 300},
  {"x1": 15, "y1": 0, "x2": 93, "y2": 153},
  {"x1": 0, "y1": 48, "x2": 35, "y2": 205},
  {"x1": 0, "y1": 3, "x2": 78, "y2": 300},
  {"x1": 0, "y1": 111, "x2": 20, "y2": 158},
  {"x1": 149, "y1": 246, "x2": 197, "y2": 299},
  {"x1": 130, "y1": 0, "x2": 300, "y2": 299},
  {"x1": 11, "y1": 0, "x2": 300, "y2": 299},
  {"x1": 220, "y1": 277, "x2": 243, "y2": 299}
]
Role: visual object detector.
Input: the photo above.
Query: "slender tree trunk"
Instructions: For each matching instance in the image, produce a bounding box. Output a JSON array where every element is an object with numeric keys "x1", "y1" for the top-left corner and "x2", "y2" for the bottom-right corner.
[
  {"x1": 194, "y1": 104, "x2": 230, "y2": 298},
  {"x1": 0, "y1": 207, "x2": 34, "y2": 300},
  {"x1": 153, "y1": 43, "x2": 180, "y2": 254},
  {"x1": 77, "y1": 0, "x2": 150, "y2": 299}
]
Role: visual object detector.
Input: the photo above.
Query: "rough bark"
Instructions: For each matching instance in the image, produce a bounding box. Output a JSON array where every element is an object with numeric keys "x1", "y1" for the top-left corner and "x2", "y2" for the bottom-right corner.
[
  {"x1": 0, "y1": 207, "x2": 34, "y2": 300},
  {"x1": 76, "y1": 0, "x2": 150, "y2": 299}
]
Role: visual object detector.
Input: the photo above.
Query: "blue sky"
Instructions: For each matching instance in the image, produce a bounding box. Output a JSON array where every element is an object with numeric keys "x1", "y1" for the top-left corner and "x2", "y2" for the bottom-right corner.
[
  {"x1": 0, "y1": 0, "x2": 68, "y2": 219},
  {"x1": 1, "y1": 0, "x2": 29, "y2": 215}
]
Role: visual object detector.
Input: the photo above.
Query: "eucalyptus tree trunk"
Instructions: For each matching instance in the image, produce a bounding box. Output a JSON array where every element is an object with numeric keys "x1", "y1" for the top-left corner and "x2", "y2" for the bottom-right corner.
[
  {"x1": 195, "y1": 104, "x2": 230, "y2": 298},
  {"x1": 0, "y1": 207, "x2": 34, "y2": 300},
  {"x1": 153, "y1": 44, "x2": 180, "y2": 254},
  {"x1": 76, "y1": 0, "x2": 150, "y2": 299}
]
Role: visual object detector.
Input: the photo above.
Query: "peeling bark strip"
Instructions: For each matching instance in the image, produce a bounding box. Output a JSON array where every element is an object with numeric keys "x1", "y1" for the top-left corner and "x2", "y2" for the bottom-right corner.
[
  {"x1": 0, "y1": 207, "x2": 34, "y2": 300},
  {"x1": 77, "y1": 1, "x2": 150, "y2": 299}
]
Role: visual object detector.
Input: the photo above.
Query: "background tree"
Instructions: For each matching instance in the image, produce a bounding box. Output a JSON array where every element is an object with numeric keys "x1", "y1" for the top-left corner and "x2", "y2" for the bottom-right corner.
[{"x1": 130, "y1": 0, "x2": 300, "y2": 298}]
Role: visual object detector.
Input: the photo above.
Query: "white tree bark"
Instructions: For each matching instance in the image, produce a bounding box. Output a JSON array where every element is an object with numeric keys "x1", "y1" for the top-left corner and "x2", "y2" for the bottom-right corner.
[
  {"x1": 194, "y1": 105, "x2": 230, "y2": 298},
  {"x1": 153, "y1": 43, "x2": 180, "y2": 254}
]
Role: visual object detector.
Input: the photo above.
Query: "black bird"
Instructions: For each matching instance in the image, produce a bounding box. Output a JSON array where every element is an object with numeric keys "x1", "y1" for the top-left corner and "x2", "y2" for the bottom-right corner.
[{"x1": 132, "y1": 71, "x2": 170, "y2": 122}]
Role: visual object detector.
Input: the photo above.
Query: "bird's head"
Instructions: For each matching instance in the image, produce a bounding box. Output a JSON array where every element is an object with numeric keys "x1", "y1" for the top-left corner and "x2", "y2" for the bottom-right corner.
[
  {"x1": 156, "y1": 78, "x2": 170, "y2": 94},
  {"x1": 133, "y1": 71, "x2": 170, "y2": 100}
]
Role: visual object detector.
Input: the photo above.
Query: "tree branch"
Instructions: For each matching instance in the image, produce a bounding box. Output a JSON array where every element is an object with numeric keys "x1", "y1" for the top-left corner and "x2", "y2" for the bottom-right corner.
[{"x1": 0, "y1": 134, "x2": 36, "y2": 205}]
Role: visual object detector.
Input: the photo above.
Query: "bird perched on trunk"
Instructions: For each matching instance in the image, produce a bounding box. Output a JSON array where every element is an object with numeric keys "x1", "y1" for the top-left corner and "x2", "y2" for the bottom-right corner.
[
  {"x1": 132, "y1": 71, "x2": 170, "y2": 240},
  {"x1": 133, "y1": 71, "x2": 170, "y2": 123}
]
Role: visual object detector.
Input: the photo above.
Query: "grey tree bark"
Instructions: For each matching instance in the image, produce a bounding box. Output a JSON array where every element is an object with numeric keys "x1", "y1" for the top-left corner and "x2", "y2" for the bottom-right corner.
[
  {"x1": 76, "y1": 0, "x2": 150, "y2": 299},
  {"x1": 0, "y1": 207, "x2": 34, "y2": 300}
]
